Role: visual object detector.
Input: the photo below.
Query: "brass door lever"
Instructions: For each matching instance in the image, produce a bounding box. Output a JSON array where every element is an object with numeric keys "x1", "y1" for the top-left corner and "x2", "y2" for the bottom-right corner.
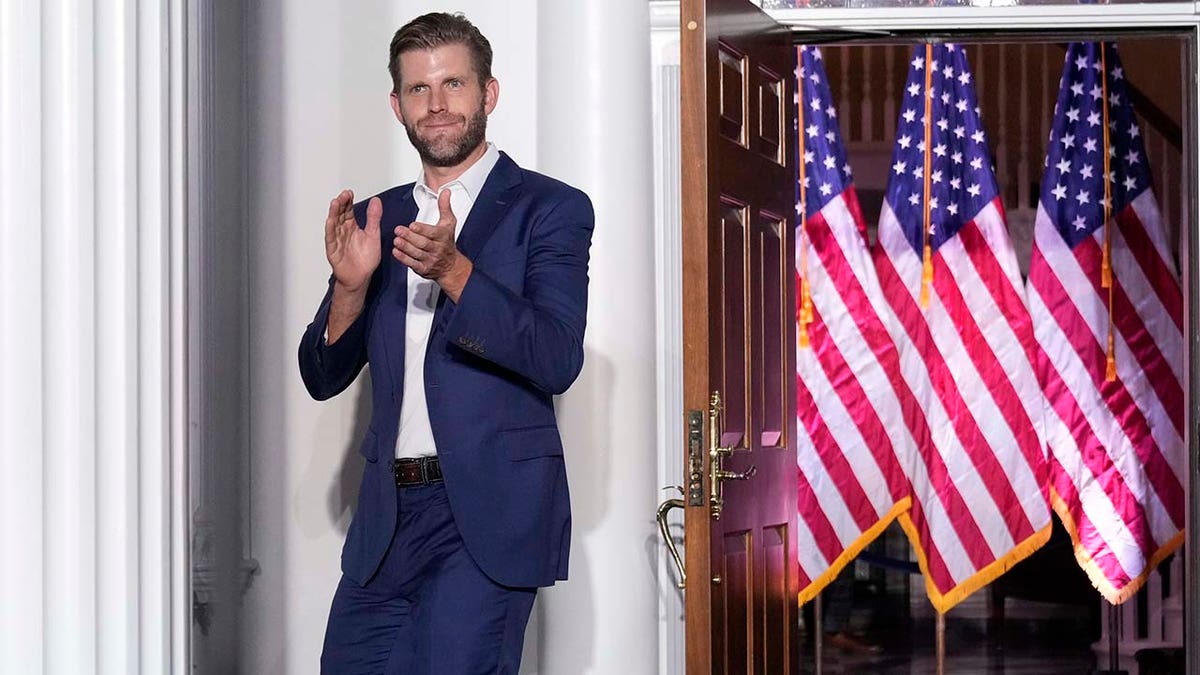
[{"x1": 656, "y1": 486, "x2": 686, "y2": 589}]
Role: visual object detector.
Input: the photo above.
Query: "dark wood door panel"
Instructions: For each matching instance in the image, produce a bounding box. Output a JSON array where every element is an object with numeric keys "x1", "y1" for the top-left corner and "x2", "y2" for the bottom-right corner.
[
  {"x1": 720, "y1": 530, "x2": 754, "y2": 674},
  {"x1": 719, "y1": 44, "x2": 749, "y2": 146},
  {"x1": 716, "y1": 199, "x2": 749, "y2": 449},
  {"x1": 763, "y1": 524, "x2": 790, "y2": 675},
  {"x1": 684, "y1": 0, "x2": 798, "y2": 673},
  {"x1": 755, "y1": 212, "x2": 787, "y2": 449}
]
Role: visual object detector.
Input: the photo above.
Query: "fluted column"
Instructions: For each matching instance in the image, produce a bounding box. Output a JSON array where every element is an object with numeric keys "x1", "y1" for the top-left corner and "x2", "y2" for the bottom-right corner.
[
  {"x1": 0, "y1": 0, "x2": 186, "y2": 672},
  {"x1": 535, "y1": 1, "x2": 659, "y2": 673},
  {"x1": 0, "y1": 0, "x2": 47, "y2": 668}
]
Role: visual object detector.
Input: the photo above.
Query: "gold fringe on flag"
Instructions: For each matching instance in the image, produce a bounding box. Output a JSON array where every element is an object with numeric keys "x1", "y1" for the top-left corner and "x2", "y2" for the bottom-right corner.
[
  {"x1": 797, "y1": 498, "x2": 912, "y2": 606},
  {"x1": 798, "y1": 50, "x2": 813, "y2": 349},
  {"x1": 897, "y1": 506, "x2": 1051, "y2": 615},
  {"x1": 1049, "y1": 486, "x2": 1184, "y2": 605},
  {"x1": 1100, "y1": 44, "x2": 1117, "y2": 382},
  {"x1": 920, "y1": 42, "x2": 934, "y2": 309}
]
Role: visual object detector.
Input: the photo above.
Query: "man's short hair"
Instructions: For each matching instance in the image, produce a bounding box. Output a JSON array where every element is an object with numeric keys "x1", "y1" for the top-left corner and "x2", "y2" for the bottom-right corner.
[{"x1": 389, "y1": 12, "x2": 493, "y2": 94}]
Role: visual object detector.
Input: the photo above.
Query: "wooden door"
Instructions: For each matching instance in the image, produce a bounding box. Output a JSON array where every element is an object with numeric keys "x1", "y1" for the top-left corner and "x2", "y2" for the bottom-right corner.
[{"x1": 681, "y1": 0, "x2": 799, "y2": 673}]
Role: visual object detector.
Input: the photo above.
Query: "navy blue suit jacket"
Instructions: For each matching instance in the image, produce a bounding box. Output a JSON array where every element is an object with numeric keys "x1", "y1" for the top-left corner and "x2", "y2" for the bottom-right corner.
[{"x1": 298, "y1": 152, "x2": 593, "y2": 588}]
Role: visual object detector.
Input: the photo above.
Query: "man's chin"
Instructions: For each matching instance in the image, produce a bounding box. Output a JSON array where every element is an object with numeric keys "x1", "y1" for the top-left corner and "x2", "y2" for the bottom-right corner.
[
  {"x1": 413, "y1": 136, "x2": 458, "y2": 159},
  {"x1": 421, "y1": 147, "x2": 469, "y2": 167}
]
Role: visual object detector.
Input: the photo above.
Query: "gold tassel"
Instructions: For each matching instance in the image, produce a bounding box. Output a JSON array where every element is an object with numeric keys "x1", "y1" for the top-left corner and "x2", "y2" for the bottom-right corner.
[
  {"x1": 799, "y1": 276, "x2": 811, "y2": 348},
  {"x1": 801, "y1": 279, "x2": 813, "y2": 322},
  {"x1": 1105, "y1": 332, "x2": 1117, "y2": 382},
  {"x1": 920, "y1": 245, "x2": 933, "y2": 308},
  {"x1": 799, "y1": 245, "x2": 813, "y2": 348},
  {"x1": 1101, "y1": 244, "x2": 1112, "y2": 288},
  {"x1": 797, "y1": 46, "x2": 813, "y2": 349}
]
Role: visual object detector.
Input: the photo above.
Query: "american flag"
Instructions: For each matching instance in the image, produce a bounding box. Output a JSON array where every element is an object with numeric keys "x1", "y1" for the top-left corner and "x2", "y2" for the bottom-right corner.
[
  {"x1": 873, "y1": 43, "x2": 1053, "y2": 612},
  {"x1": 793, "y1": 46, "x2": 913, "y2": 604},
  {"x1": 1026, "y1": 42, "x2": 1185, "y2": 604}
]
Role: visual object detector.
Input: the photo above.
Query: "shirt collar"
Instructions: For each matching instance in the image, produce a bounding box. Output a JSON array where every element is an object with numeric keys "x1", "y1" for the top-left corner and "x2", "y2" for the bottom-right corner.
[{"x1": 413, "y1": 142, "x2": 500, "y2": 202}]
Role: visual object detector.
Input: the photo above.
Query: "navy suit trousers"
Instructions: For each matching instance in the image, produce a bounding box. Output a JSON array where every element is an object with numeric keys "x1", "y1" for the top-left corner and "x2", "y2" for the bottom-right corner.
[{"x1": 320, "y1": 483, "x2": 537, "y2": 674}]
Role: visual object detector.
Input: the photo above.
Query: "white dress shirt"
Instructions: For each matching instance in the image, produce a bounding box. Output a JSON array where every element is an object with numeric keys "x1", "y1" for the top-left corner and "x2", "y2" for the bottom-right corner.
[{"x1": 395, "y1": 142, "x2": 500, "y2": 459}]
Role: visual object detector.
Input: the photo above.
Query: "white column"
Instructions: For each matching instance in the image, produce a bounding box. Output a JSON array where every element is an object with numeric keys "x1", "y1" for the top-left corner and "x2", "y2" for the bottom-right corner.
[
  {"x1": 535, "y1": 2, "x2": 659, "y2": 673},
  {"x1": 0, "y1": 0, "x2": 186, "y2": 672},
  {"x1": 0, "y1": 0, "x2": 47, "y2": 669},
  {"x1": 43, "y1": 2, "x2": 100, "y2": 670}
]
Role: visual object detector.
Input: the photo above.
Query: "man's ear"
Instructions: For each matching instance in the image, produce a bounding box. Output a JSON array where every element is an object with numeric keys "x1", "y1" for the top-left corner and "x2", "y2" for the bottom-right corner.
[
  {"x1": 483, "y1": 78, "x2": 499, "y2": 116},
  {"x1": 390, "y1": 91, "x2": 404, "y2": 124}
]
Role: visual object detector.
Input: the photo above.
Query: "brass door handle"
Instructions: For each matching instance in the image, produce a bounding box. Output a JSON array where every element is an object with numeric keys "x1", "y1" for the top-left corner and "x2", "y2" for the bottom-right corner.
[
  {"x1": 709, "y1": 391, "x2": 756, "y2": 519},
  {"x1": 715, "y1": 465, "x2": 757, "y2": 482},
  {"x1": 656, "y1": 486, "x2": 686, "y2": 589}
]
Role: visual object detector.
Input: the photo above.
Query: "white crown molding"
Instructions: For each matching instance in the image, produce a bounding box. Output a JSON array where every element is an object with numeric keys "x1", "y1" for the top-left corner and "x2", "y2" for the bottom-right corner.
[
  {"x1": 650, "y1": 0, "x2": 680, "y2": 32},
  {"x1": 772, "y1": 2, "x2": 1200, "y2": 32}
]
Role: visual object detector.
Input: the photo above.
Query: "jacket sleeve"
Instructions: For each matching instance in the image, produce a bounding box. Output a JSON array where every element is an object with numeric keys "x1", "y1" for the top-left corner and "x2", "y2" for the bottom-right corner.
[
  {"x1": 297, "y1": 277, "x2": 372, "y2": 401},
  {"x1": 439, "y1": 189, "x2": 594, "y2": 395},
  {"x1": 297, "y1": 199, "x2": 378, "y2": 401}
]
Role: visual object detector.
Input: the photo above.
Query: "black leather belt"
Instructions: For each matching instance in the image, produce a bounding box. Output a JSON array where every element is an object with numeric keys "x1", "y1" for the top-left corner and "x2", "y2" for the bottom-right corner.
[{"x1": 392, "y1": 456, "x2": 443, "y2": 487}]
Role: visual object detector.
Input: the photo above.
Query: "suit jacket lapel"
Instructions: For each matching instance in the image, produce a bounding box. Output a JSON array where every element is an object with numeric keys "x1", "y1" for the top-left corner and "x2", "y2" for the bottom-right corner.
[
  {"x1": 432, "y1": 153, "x2": 523, "y2": 325},
  {"x1": 379, "y1": 189, "x2": 417, "y2": 400},
  {"x1": 455, "y1": 152, "x2": 523, "y2": 261},
  {"x1": 383, "y1": 153, "x2": 523, "y2": 359}
]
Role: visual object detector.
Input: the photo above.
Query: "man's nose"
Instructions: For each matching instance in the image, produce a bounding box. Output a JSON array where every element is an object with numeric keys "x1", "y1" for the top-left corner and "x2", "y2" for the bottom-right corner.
[{"x1": 429, "y1": 87, "x2": 446, "y2": 113}]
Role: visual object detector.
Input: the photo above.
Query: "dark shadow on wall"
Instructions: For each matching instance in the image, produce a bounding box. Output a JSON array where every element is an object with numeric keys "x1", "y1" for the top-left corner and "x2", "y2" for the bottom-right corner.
[
  {"x1": 234, "y1": 0, "x2": 402, "y2": 671},
  {"x1": 189, "y1": 0, "x2": 253, "y2": 673},
  {"x1": 238, "y1": 0, "x2": 289, "y2": 671}
]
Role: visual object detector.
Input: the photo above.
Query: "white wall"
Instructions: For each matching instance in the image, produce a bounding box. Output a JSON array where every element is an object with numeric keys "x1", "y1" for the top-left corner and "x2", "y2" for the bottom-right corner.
[{"x1": 241, "y1": 2, "x2": 658, "y2": 673}]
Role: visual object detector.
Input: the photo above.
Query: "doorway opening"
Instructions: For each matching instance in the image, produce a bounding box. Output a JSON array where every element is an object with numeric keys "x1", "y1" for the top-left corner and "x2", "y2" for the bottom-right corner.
[{"x1": 794, "y1": 32, "x2": 1190, "y2": 674}]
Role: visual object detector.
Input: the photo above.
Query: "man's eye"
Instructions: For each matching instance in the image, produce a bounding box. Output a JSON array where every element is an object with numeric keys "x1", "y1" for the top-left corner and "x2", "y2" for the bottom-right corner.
[
  {"x1": 448, "y1": 80, "x2": 462, "y2": 88},
  {"x1": 411, "y1": 85, "x2": 427, "y2": 94}
]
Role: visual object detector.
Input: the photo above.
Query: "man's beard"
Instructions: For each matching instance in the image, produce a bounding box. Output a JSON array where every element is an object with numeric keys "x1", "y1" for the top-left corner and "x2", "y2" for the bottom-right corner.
[{"x1": 405, "y1": 104, "x2": 488, "y2": 168}]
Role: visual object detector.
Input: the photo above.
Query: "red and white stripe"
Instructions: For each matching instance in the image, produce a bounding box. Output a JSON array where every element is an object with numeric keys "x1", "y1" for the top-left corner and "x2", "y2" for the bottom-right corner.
[
  {"x1": 874, "y1": 197, "x2": 1053, "y2": 611},
  {"x1": 795, "y1": 188, "x2": 915, "y2": 603},
  {"x1": 1027, "y1": 191, "x2": 1185, "y2": 603}
]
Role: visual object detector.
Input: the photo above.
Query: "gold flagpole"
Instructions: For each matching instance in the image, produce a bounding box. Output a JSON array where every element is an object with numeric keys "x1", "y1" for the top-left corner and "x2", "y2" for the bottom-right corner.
[
  {"x1": 929, "y1": 50, "x2": 943, "y2": 662},
  {"x1": 814, "y1": 591, "x2": 824, "y2": 675},
  {"x1": 936, "y1": 611, "x2": 947, "y2": 675},
  {"x1": 920, "y1": 42, "x2": 935, "y2": 309},
  {"x1": 1100, "y1": 43, "x2": 1117, "y2": 382}
]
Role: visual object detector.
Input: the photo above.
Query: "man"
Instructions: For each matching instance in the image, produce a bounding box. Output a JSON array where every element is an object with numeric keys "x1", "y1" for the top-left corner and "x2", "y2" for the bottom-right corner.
[{"x1": 298, "y1": 12, "x2": 593, "y2": 673}]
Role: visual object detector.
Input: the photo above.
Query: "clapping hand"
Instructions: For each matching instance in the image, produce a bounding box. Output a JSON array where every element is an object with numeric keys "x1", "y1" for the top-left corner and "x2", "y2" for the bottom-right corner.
[
  {"x1": 325, "y1": 189, "x2": 382, "y2": 293},
  {"x1": 393, "y1": 189, "x2": 463, "y2": 282}
]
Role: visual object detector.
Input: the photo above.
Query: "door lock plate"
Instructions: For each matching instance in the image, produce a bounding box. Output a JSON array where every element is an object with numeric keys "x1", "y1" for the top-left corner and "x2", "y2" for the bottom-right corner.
[{"x1": 687, "y1": 410, "x2": 704, "y2": 506}]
